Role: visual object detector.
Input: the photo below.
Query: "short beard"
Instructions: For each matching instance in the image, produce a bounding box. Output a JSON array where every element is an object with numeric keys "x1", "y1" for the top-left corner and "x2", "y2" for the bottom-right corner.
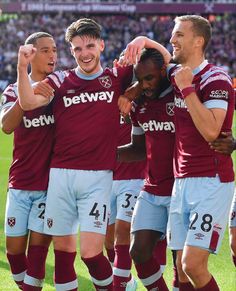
[{"x1": 173, "y1": 54, "x2": 187, "y2": 65}]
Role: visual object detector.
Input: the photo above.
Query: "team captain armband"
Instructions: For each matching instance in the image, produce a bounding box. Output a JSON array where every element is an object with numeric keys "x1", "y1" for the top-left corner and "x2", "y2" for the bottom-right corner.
[{"x1": 181, "y1": 86, "x2": 196, "y2": 99}]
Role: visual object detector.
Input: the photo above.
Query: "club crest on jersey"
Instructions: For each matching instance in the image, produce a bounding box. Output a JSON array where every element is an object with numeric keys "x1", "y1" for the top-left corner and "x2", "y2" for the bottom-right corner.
[
  {"x1": 166, "y1": 102, "x2": 174, "y2": 116},
  {"x1": 8, "y1": 217, "x2": 16, "y2": 227},
  {"x1": 47, "y1": 218, "x2": 53, "y2": 228},
  {"x1": 98, "y1": 76, "x2": 112, "y2": 88}
]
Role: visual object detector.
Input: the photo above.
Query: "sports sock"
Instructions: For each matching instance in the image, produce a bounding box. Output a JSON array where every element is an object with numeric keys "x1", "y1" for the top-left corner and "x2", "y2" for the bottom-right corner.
[
  {"x1": 106, "y1": 247, "x2": 115, "y2": 266},
  {"x1": 82, "y1": 252, "x2": 113, "y2": 291},
  {"x1": 113, "y1": 244, "x2": 132, "y2": 290},
  {"x1": 195, "y1": 276, "x2": 219, "y2": 291},
  {"x1": 232, "y1": 255, "x2": 236, "y2": 267},
  {"x1": 179, "y1": 281, "x2": 195, "y2": 291},
  {"x1": 153, "y1": 239, "x2": 167, "y2": 268},
  {"x1": 7, "y1": 252, "x2": 27, "y2": 290},
  {"x1": 172, "y1": 250, "x2": 179, "y2": 290},
  {"x1": 54, "y1": 250, "x2": 77, "y2": 291},
  {"x1": 135, "y1": 256, "x2": 168, "y2": 291},
  {"x1": 23, "y1": 245, "x2": 49, "y2": 291}
]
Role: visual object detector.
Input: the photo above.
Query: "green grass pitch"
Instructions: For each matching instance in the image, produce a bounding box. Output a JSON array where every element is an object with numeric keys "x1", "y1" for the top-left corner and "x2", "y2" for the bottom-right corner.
[{"x1": 0, "y1": 130, "x2": 235, "y2": 290}]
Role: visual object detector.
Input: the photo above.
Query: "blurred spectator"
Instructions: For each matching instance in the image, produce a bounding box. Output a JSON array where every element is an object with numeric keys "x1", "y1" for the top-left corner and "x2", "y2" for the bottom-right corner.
[{"x1": 0, "y1": 12, "x2": 235, "y2": 92}]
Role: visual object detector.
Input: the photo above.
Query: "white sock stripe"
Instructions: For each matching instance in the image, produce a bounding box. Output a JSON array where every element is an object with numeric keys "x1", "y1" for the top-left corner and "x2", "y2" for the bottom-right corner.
[
  {"x1": 113, "y1": 267, "x2": 131, "y2": 278},
  {"x1": 140, "y1": 268, "x2": 162, "y2": 286},
  {"x1": 160, "y1": 265, "x2": 166, "y2": 273},
  {"x1": 12, "y1": 270, "x2": 26, "y2": 281},
  {"x1": 55, "y1": 279, "x2": 78, "y2": 291},
  {"x1": 91, "y1": 274, "x2": 113, "y2": 286},
  {"x1": 24, "y1": 274, "x2": 44, "y2": 287}
]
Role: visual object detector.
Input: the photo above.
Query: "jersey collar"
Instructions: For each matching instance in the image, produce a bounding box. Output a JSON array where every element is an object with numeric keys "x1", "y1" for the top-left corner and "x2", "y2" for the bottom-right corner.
[
  {"x1": 192, "y1": 60, "x2": 209, "y2": 75},
  {"x1": 75, "y1": 67, "x2": 104, "y2": 80}
]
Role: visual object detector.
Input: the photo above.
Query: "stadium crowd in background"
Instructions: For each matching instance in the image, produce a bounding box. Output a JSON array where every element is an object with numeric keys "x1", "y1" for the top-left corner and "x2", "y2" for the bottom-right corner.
[
  {"x1": 2, "y1": 0, "x2": 236, "y2": 3},
  {"x1": 0, "y1": 12, "x2": 236, "y2": 92}
]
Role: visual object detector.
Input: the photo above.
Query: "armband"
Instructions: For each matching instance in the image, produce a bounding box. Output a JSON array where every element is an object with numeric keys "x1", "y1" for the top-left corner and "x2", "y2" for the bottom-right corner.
[{"x1": 181, "y1": 86, "x2": 195, "y2": 99}]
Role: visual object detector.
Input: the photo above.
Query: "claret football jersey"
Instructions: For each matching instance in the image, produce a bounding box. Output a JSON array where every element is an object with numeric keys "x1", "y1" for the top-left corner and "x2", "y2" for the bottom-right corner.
[
  {"x1": 168, "y1": 60, "x2": 235, "y2": 182},
  {"x1": 1, "y1": 82, "x2": 55, "y2": 190},
  {"x1": 46, "y1": 66, "x2": 133, "y2": 170},
  {"x1": 113, "y1": 115, "x2": 146, "y2": 180},
  {"x1": 130, "y1": 85, "x2": 175, "y2": 196}
]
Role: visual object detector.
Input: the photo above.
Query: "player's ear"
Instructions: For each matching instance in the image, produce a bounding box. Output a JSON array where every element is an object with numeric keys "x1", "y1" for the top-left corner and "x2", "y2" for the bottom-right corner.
[
  {"x1": 70, "y1": 47, "x2": 75, "y2": 57},
  {"x1": 195, "y1": 36, "x2": 204, "y2": 49},
  {"x1": 100, "y1": 39, "x2": 105, "y2": 52},
  {"x1": 161, "y1": 64, "x2": 167, "y2": 77}
]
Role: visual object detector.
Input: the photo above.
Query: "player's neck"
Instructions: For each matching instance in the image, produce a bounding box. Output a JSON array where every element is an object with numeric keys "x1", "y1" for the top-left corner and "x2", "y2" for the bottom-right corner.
[
  {"x1": 29, "y1": 71, "x2": 48, "y2": 82},
  {"x1": 182, "y1": 55, "x2": 205, "y2": 70}
]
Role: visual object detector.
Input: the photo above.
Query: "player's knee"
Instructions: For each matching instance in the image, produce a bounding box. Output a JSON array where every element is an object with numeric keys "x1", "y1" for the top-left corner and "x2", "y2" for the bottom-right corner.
[
  {"x1": 130, "y1": 241, "x2": 152, "y2": 264},
  {"x1": 6, "y1": 236, "x2": 28, "y2": 255},
  {"x1": 182, "y1": 256, "x2": 204, "y2": 279}
]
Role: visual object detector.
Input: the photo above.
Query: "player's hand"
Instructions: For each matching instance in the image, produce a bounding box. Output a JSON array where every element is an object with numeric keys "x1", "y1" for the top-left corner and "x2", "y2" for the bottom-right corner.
[
  {"x1": 113, "y1": 59, "x2": 120, "y2": 68},
  {"x1": 33, "y1": 80, "x2": 54, "y2": 99},
  {"x1": 118, "y1": 36, "x2": 145, "y2": 66},
  {"x1": 118, "y1": 95, "x2": 132, "y2": 116},
  {"x1": 174, "y1": 66, "x2": 194, "y2": 90},
  {"x1": 209, "y1": 132, "x2": 235, "y2": 155},
  {"x1": 124, "y1": 81, "x2": 140, "y2": 101},
  {"x1": 18, "y1": 44, "x2": 37, "y2": 68}
]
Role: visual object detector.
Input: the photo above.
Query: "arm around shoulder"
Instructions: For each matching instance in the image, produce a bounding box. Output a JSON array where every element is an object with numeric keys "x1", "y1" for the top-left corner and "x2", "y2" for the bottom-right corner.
[
  {"x1": 124, "y1": 36, "x2": 171, "y2": 65},
  {"x1": 0, "y1": 100, "x2": 24, "y2": 134}
]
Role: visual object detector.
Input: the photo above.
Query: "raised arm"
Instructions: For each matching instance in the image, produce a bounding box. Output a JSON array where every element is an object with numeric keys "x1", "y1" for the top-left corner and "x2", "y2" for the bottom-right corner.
[
  {"x1": 121, "y1": 36, "x2": 171, "y2": 66},
  {"x1": 17, "y1": 44, "x2": 53, "y2": 110}
]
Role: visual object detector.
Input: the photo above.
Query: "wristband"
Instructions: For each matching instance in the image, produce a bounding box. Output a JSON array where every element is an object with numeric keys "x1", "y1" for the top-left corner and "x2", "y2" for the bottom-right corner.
[{"x1": 181, "y1": 86, "x2": 195, "y2": 99}]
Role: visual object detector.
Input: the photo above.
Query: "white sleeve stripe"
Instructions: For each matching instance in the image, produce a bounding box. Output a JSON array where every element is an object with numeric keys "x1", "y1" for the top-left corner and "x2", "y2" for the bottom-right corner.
[
  {"x1": 201, "y1": 69, "x2": 231, "y2": 83},
  {"x1": 0, "y1": 102, "x2": 15, "y2": 111},
  {"x1": 204, "y1": 99, "x2": 228, "y2": 110},
  {"x1": 132, "y1": 125, "x2": 144, "y2": 135},
  {"x1": 48, "y1": 74, "x2": 61, "y2": 88},
  {"x1": 57, "y1": 71, "x2": 68, "y2": 83},
  {"x1": 200, "y1": 75, "x2": 232, "y2": 90},
  {"x1": 3, "y1": 91, "x2": 17, "y2": 98}
]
